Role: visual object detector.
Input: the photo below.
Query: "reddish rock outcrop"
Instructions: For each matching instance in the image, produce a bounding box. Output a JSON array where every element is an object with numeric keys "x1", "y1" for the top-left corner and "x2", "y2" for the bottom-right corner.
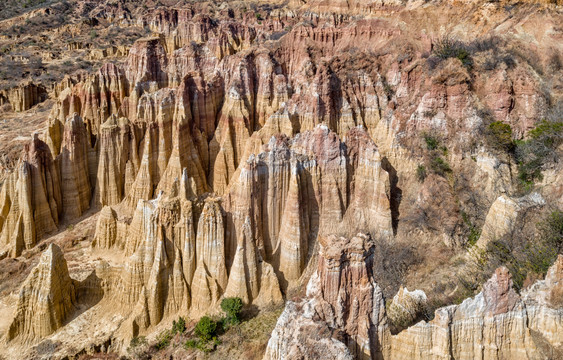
[
  {"x1": 265, "y1": 239, "x2": 563, "y2": 360},
  {"x1": 0, "y1": 2, "x2": 561, "y2": 358},
  {"x1": 265, "y1": 233, "x2": 386, "y2": 359},
  {"x1": 59, "y1": 114, "x2": 92, "y2": 221}
]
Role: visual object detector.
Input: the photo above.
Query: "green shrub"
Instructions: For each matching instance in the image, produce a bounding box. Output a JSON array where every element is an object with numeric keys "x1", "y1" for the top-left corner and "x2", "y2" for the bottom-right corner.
[
  {"x1": 455, "y1": 48, "x2": 472, "y2": 66},
  {"x1": 515, "y1": 116, "x2": 563, "y2": 190},
  {"x1": 528, "y1": 119, "x2": 563, "y2": 144},
  {"x1": 467, "y1": 227, "x2": 481, "y2": 247},
  {"x1": 155, "y1": 330, "x2": 172, "y2": 350},
  {"x1": 172, "y1": 317, "x2": 186, "y2": 335},
  {"x1": 487, "y1": 121, "x2": 514, "y2": 152},
  {"x1": 184, "y1": 339, "x2": 198, "y2": 349},
  {"x1": 423, "y1": 133, "x2": 439, "y2": 150},
  {"x1": 195, "y1": 316, "x2": 217, "y2": 343},
  {"x1": 416, "y1": 165, "x2": 427, "y2": 183},
  {"x1": 431, "y1": 36, "x2": 472, "y2": 67},
  {"x1": 462, "y1": 211, "x2": 481, "y2": 247},
  {"x1": 430, "y1": 156, "x2": 451, "y2": 176},
  {"x1": 220, "y1": 297, "x2": 243, "y2": 327},
  {"x1": 537, "y1": 210, "x2": 563, "y2": 254},
  {"x1": 186, "y1": 317, "x2": 221, "y2": 353}
]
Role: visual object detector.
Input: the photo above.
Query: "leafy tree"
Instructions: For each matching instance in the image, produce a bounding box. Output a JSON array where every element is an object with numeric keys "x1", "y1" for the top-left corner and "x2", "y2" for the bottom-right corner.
[
  {"x1": 220, "y1": 297, "x2": 243, "y2": 326},
  {"x1": 195, "y1": 316, "x2": 217, "y2": 343}
]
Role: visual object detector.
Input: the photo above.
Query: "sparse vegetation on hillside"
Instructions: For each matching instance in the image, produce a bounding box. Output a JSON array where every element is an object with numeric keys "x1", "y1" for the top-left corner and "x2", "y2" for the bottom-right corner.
[
  {"x1": 462, "y1": 211, "x2": 481, "y2": 247},
  {"x1": 127, "y1": 336, "x2": 148, "y2": 358},
  {"x1": 183, "y1": 297, "x2": 245, "y2": 353},
  {"x1": 479, "y1": 104, "x2": 562, "y2": 192},
  {"x1": 428, "y1": 36, "x2": 472, "y2": 69},
  {"x1": 486, "y1": 121, "x2": 514, "y2": 153},
  {"x1": 423, "y1": 133, "x2": 439, "y2": 150},
  {"x1": 0, "y1": 0, "x2": 51, "y2": 20},
  {"x1": 538, "y1": 210, "x2": 563, "y2": 254},
  {"x1": 426, "y1": 35, "x2": 524, "y2": 74},
  {"x1": 0, "y1": 0, "x2": 151, "y2": 93},
  {"x1": 416, "y1": 164, "x2": 427, "y2": 182},
  {"x1": 155, "y1": 329, "x2": 173, "y2": 350},
  {"x1": 430, "y1": 156, "x2": 452, "y2": 176},
  {"x1": 470, "y1": 209, "x2": 562, "y2": 292},
  {"x1": 515, "y1": 107, "x2": 563, "y2": 191},
  {"x1": 172, "y1": 316, "x2": 186, "y2": 335},
  {"x1": 373, "y1": 239, "x2": 422, "y2": 299},
  {"x1": 419, "y1": 133, "x2": 452, "y2": 178}
]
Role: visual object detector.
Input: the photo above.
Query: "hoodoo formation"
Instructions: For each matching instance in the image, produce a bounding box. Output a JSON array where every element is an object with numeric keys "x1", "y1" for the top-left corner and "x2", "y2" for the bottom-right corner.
[{"x1": 0, "y1": 0, "x2": 561, "y2": 359}]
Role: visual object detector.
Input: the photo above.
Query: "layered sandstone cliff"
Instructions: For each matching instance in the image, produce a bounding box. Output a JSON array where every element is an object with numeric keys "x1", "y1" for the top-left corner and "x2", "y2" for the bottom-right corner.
[
  {"x1": 0, "y1": 0, "x2": 561, "y2": 358},
  {"x1": 265, "y1": 237, "x2": 563, "y2": 360},
  {"x1": 0, "y1": 134, "x2": 61, "y2": 258},
  {"x1": 6, "y1": 244, "x2": 76, "y2": 343},
  {"x1": 0, "y1": 82, "x2": 47, "y2": 112}
]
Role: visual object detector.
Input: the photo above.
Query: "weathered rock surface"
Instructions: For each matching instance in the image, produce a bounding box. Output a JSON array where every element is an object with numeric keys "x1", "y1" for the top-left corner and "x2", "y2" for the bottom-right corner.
[
  {"x1": 59, "y1": 114, "x2": 92, "y2": 221},
  {"x1": 476, "y1": 193, "x2": 546, "y2": 249},
  {"x1": 0, "y1": 82, "x2": 47, "y2": 112},
  {"x1": 386, "y1": 286, "x2": 427, "y2": 332},
  {"x1": 6, "y1": 244, "x2": 76, "y2": 343},
  {"x1": 0, "y1": 134, "x2": 62, "y2": 257},
  {"x1": 0, "y1": 1, "x2": 561, "y2": 358},
  {"x1": 265, "y1": 236, "x2": 563, "y2": 360},
  {"x1": 264, "y1": 233, "x2": 386, "y2": 359},
  {"x1": 92, "y1": 206, "x2": 119, "y2": 250}
]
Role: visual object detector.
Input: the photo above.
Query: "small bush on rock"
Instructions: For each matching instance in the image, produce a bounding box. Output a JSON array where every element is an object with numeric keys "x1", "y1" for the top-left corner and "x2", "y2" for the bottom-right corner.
[
  {"x1": 430, "y1": 156, "x2": 452, "y2": 176},
  {"x1": 172, "y1": 317, "x2": 186, "y2": 335},
  {"x1": 428, "y1": 36, "x2": 473, "y2": 69},
  {"x1": 423, "y1": 133, "x2": 439, "y2": 150},
  {"x1": 155, "y1": 330, "x2": 172, "y2": 350},
  {"x1": 416, "y1": 165, "x2": 427, "y2": 183},
  {"x1": 220, "y1": 297, "x2": 244, "y2": 327},
  {"x1": 486, "y1": 121, "x2": 514, "y2": 152},
  {"x1": 515, "y1": 113, "x2": 563, "y2": 191},
  {"x1": 195, "y1": 316, "x2": 217, "y2": 343}
]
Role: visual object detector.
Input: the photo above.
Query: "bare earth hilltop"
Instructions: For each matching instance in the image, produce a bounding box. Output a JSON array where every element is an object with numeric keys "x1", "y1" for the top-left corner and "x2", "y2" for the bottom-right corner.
[{"x1": 0, "y1": 0, "x2": 561, "y2": 359}]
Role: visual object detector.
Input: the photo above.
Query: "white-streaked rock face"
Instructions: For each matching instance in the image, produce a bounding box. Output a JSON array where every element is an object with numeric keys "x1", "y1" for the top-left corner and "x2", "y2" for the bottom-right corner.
[
  {"x1": 265, "y1": 233, "x2": 387, "y2": 360},
  {"x1": 0, "y1": 2, "x2": 561, "y2": 358},
  {"x1": 476, "y1": 193, "x2": 546, "y2": 250},
  {"x1": 265, "y1": 240, "x2": 563, "y2": 360}
]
